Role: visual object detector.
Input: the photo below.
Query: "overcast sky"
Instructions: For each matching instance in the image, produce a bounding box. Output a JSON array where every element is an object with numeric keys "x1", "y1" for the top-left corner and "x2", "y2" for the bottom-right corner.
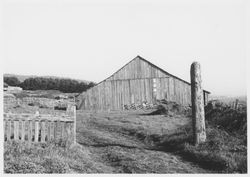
[{"x1": 2, "y1": 0, "x2": 247, "y2": 96}]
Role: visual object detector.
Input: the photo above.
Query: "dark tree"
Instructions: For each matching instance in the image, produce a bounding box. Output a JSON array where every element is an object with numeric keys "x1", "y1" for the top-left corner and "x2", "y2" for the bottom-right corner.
[
  {"x1": 4, "y1": 77, "x2": 21, "y2": 86},
  {"x1": 19, "y1": 77, "x2": 95, "y2": 93}
]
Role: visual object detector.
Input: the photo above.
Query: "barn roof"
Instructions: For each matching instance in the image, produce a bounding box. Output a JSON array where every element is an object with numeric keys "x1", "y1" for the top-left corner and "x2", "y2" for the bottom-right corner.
[{"x1": 94, "y1": 55, "x2": 210, "y2": 94}]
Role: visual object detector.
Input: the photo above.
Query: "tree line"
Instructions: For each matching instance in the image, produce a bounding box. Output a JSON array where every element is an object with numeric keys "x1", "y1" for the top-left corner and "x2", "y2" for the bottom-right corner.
[{"x1": 4, "y1": 76, "x2": 96, "y2": 93}]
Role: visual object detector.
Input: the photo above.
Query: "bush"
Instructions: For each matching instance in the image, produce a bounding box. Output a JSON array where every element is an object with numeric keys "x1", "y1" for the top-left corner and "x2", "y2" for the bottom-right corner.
[
  {"x1": 205, "y1": 101, "x2": 247, "y2": 136},
  {"x1": 4, "y1": 76, "x2": 21, "y2": 87}
]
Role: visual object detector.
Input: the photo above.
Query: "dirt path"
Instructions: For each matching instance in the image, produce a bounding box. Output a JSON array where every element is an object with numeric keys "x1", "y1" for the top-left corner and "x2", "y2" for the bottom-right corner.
[{"x1": 75, "y1": 111, "x2": 210, "y2": 173}]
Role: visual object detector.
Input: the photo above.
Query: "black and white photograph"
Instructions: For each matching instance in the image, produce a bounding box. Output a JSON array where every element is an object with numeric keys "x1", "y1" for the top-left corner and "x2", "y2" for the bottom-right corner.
[{"x1": 1, "y1": 0, "x2": 249, "y2": 174}]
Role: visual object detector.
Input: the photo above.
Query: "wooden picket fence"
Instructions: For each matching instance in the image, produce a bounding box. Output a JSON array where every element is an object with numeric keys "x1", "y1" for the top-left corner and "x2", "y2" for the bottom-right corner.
[{"x1": 3, "y1": 106, "x2": 76, "y2": 144}]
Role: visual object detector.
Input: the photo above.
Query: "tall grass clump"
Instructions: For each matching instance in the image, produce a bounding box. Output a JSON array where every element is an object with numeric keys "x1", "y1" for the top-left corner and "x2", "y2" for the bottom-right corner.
[
  {"x1": 151, "y1": 100, "x2": 247, "y2": 173},
  {"x1": 4, "y1": 140, "x2": 71, "y2": 173},
  {"x1": 4, "y1": 138, "x2": 107, "y2": 174}
]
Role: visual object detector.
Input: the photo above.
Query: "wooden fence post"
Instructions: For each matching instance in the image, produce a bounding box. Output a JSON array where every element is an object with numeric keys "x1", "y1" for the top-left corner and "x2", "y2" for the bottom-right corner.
[
  {"x1": 66, "y1": 105, "x2": 76, "y2": 144},
  {"x1": 190, "y1": 62, "x2": 206, "y2": 145}
]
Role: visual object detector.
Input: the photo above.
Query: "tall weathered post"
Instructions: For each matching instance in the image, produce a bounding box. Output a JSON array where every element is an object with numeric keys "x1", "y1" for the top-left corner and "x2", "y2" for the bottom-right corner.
[
  {"x1": 66, "y1": 104, "x2": 76, "y2": 144},
  {"x1": 190, "y1": 62, "x2": 206, "y2": 145}
]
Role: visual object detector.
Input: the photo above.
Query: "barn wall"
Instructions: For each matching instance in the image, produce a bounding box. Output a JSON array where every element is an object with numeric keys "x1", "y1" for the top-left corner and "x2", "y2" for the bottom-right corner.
[{"x1": 78, "y1": 57, "x2": 209, "y2": 110}]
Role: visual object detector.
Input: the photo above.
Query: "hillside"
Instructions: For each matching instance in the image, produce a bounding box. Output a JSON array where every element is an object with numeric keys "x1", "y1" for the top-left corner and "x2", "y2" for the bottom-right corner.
[{"x1": 4, "y1": 73, "x2": 92, "y2": 84}]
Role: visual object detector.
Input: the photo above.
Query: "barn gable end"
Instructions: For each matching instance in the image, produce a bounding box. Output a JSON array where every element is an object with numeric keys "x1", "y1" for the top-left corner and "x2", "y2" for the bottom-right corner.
[{"x1": 77, "y1": 56, "x2": 210, "y2": 110}]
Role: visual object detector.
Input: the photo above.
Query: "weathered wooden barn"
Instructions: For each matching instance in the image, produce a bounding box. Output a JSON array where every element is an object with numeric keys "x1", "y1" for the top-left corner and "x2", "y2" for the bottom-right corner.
[{"x1": 77, "y1": 56, "x2": 210, "y2": 110}]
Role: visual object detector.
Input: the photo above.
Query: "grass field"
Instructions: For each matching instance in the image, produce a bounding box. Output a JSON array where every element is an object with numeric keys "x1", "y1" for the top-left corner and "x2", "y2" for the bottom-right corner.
[{"x1": 4, "y1": 92, "x2": 247, "y2": 173}]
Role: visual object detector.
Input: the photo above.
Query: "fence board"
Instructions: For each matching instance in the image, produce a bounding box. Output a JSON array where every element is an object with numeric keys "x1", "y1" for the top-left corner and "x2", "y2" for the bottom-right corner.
[
  {"x1": 41, "y1": 121, "x2": 46, "y2": 143},
  {"x1": 4, "y1": 110, "x2": 75, "y2": 144},
  {"x1": 61, "y1": 121, "x2": 65, "y2": 140},
  {"x1": 35, "y1": 121, "x2": 39, "y2": 142},
  {"x1": 47, "y1": 120, "x2": 51, "y2": 141},
  {"x1": 50, "y1": 121, "x2": 54, "y2": 140},
  {"x1": 7, "y1": 120, "x2": 11, "y2": 140},
  {"x1": 65, "y1": 122, "x2": 70, "y2": 141},
  {"x1": 28, "y1": 120, "x2": 33, "y2": 142},
  {"x1": 4, "y1": 120, "x2": 6, "y2": 140},
  {"x1": 14, "y1": 121, "x2": 19, "y2": 140},
  {"x1": 54, "y1": 120, "x2": 60, "y2": 140},
  {"x1": 21, "y1": 120, "x2": 25, "y2": 141}
]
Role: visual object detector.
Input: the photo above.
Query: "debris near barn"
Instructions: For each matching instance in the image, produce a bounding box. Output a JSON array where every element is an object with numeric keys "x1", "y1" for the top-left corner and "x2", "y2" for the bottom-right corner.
[
  {"x1": 146, "y1": 100, "x2": 191, "y2": 116},
  {"x1": 123, "y1": 101, "x2": 157, "y2": 110}
]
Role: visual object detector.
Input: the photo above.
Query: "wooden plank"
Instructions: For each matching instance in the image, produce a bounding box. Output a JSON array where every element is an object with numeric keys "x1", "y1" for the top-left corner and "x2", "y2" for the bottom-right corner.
[
  {"x1": 35, "y1": 121, "x2": 39, "y2": 142},
  {"x1": 117, "y1": 81, "x2": 120, "y2": 109},
  {"x1": 3, "y1": 120, "x2": 7, "y2": 141},
  {"x1": 21, "y1": 120, "x2": 25, "y2": 141},
  {"x1": 57, "y1": 120, "x2": 61, "y2": 140},
  {"x1": 123, "y1": 81, "x2": 126, "y2": 106},
  {"x1": 45, "y1": 120, "x2": 49, "y2": 141},
  {"x1": 3, "y1": 120, "x2": 6, "y2": 141},
  {"x1": 41, "y1": 121, "x2": 46, "y2": 143},
  {"x1": 50, "y1": 121, "x2": 54, "y2": 140},
  {"x1": 47, "y1": 120, "x2": 51, "y2": 141},
  {"x1": 137, "y1": 79, "x2": 141, "y2": 103},
  {"x1": 14, "y1": 121, "x2": 19, "y2": 140},
  {"x1": 6, "y1": 120, "x2": 11, "y2": 140},
  {"x1": 115, "y1": 81, "x2": 118, "y2": 109},
  {"x1": 61, "y1": 121, "x2": 65, "y2": 140},
  {"x1": 67, "y1": 121, "x2": 72, "y2": 143},
  {"x1": 54, "y1": 120, "x2": 57, "y2": 140},
  {"x1": 65, "y1": 122, "x2": 69, "y2": 141},
  {"x1": 145, "y1": 79, "x2": 149, "y2": 102},
  {"x1": 71, "y1": 122, "x2": 75, "y2": 143},
  {"x1": 138, "y1": 59, "x2": 141, "y2": 78},
  {"x1": 156, "y1": 78, "x2": 160, "y2": 100},
  {"x1": 172, "y1": 78, "x2": 175, "y2": 102},
  {"x1": 21, "y1": 120, "x2": 27, "y2": 141},
  {"x1": 28, "y1": 120, "x2": 33, "y2": 142}
]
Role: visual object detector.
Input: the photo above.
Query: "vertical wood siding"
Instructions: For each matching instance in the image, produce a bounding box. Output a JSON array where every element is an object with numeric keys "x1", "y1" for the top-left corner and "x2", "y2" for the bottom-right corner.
[{"x1": 78, "y1": 57, "x2": 209, "y2": 110}]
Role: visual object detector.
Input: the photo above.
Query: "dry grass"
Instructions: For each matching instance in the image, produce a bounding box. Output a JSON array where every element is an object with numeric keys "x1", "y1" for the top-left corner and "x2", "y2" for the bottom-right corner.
[
  {"x1": 4, "y1": 92, "x2": 247, "y2": 173},
  {"x1": 4, "y1": 140, "x2": 114, "y2": 173},
  {"x1": 76, "y1": 110, "x2": 210, "y2": 173},
  {"x1": 153, "y1": 101, "x2": 247, "y2": 173}
]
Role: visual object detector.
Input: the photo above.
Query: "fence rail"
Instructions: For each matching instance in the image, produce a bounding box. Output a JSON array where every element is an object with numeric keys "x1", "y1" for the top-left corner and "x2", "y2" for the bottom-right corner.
[{"x1": 3, "y1": 106, "x2": 76, "y2": 144}]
